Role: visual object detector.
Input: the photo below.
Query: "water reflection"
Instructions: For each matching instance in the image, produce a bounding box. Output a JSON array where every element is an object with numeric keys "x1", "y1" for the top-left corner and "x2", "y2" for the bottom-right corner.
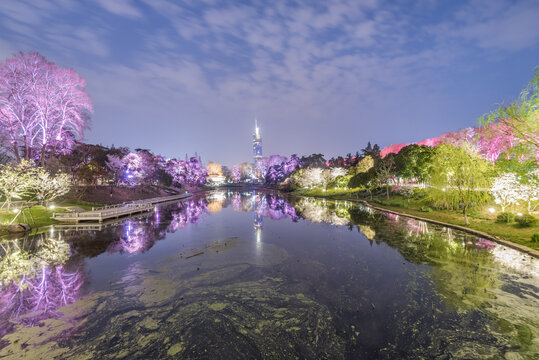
[
  {"x1": 0, "y1": 234, "x2": 85, "y2": 337},
  {"x1": 0, "y1": 192, "x2": 537, "y2": 358}
]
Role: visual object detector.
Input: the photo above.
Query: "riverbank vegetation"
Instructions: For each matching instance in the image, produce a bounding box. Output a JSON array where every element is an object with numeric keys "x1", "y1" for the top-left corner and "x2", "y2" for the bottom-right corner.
[{"x1": 286, "y1": 69, "x2": 539, "y2": 250}]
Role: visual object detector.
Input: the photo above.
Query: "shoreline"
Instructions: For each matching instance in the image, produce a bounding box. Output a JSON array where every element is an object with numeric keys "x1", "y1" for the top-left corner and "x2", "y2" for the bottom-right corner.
[{"x1": 287, "y1": 191, "x2": 539, "y2": 258}]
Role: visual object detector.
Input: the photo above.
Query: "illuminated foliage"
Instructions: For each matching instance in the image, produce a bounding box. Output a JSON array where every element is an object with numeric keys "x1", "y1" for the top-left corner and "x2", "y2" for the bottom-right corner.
[
  {"x1": 0, "y1": 160, "x2": 36, "y2": 210},
  {"x1": 480, "y1": 67, "x2": 539, "y2": 162},
  {"x1": 430, "y1": 145, "x2": 492, "y2": 224},
  {"x1": 518, "y1": 169, "x2": 539, "y2": 212},
  {"x1": 31, "y1": 168, "x2": 71, "y2": 204},
  {"x1": 394, "y1": 145, "x2": 434, "y2": 183},
  {"x1": 0, "y1": 52, "x2": 92, "y2": 165},
  {"x1": 490, "y1": 172, "x2": 521, "y2": 212},
  {"x1": 206, "y1": 162, "x2": 223, "y2": 177},
  {"x1": 105, "y1": 154, "x2": 125, "y2": 186},
  {"x1": 231, "y1": 166, "x2": 242, "y2": 182},
  {"x1": 380, "y1": 143, "x2": 408, "y2": 158},
  {"x1": 350, "y1": 155, "x2": 374, "y2": 175}
]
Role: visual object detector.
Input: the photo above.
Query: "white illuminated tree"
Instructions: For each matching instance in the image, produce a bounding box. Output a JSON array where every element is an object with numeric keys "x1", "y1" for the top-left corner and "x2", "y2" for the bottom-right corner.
[
  {"x1": 30, "y1": 169, "x2": 71, "y2": 204},
  {"x1": 303, "y1": 168, "x2": 323, "y2": 188},
  {"x1": 517, "y1": 169, "x2": 539, "y2": 212},
  {"x1": 0, "y1": 160, "x2": 36, "y2": 210},
  {"x1": 490, "y1": 172, "x2": 521, "y2": 212}
]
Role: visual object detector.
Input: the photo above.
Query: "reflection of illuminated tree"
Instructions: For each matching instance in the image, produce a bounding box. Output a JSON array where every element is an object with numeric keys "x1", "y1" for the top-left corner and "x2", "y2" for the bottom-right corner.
[
  {"x1": 0, "y1": 236, "x2": 84, "y2": 331},
  {"x1": 1, "y1": 264, "x2": 83, "y2": 326},
  {"x1": 167, "y1": 199, "x2": 207, "y2": 233},
  {"x1": 358, "y1": 225, "x2": 375, "y2": 240},
  {"x1": 295, "y1": 198, "x2": 349, "y2": 225},
  {"x1": 348, "y1": 204, "x2": 502, "y2": 308},
  {"x1": 113, "y1": 221, "x2": 152, "y2": 254},
  {"x1": 207, "y1": 201, "x2": 223, "y2": 213},
  {"x1": 231, "y1": 193, "x2": 242, "y2": 211}
]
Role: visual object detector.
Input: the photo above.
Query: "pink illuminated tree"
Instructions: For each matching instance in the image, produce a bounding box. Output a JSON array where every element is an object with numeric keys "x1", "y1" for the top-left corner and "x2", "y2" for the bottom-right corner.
[
  {"x1": 476, "y1": 123, "x2": 515, "y2": 162},
  {"x1": 380, "y1": 143, "x2": 409, "y2": 158},
  {"x1": 0, "y1": 52, "x2": 92, "y2": 166}
]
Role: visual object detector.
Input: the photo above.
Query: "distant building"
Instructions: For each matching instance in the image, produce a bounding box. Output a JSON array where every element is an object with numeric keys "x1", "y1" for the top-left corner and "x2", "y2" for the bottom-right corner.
[{"x1": 253, "y1": 119, "x2": 263, "y2": 181}]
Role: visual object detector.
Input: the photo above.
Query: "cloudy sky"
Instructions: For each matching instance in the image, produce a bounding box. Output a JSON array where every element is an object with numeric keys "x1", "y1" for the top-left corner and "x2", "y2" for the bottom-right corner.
[{"x1": 0, "y1": 0, "x2": 538, "y2": 165}]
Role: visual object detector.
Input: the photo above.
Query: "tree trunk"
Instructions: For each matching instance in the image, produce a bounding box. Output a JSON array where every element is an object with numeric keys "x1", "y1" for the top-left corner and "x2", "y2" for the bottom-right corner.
[
  {"x1": 463, "y1": 206, "x2": 469, "y2": 225},
  {"x1": 40, "y1": 145, "x2": 46, "y2": 167},
  {"x1": 386, "y1": 185, "x2": 389, "y2": 200}
]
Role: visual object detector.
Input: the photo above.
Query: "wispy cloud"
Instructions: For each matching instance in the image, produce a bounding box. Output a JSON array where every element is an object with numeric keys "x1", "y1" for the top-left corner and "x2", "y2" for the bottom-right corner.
[
  {"x1": 0, "y1": 0, "x2": 538, "y2": 163},
  {"x1": 95, "y1": 0, "x2": 142, "y2": 18}
]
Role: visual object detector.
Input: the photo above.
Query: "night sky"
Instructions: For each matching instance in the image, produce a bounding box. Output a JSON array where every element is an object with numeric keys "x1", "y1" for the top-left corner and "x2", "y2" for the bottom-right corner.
[{"x1": 0, "y1": 0, "x2": 538, "y2": 165}]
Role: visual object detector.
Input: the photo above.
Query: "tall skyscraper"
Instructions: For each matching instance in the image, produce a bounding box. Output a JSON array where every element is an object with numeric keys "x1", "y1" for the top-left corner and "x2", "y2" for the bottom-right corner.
[{"x1": 253, "y1": 119, "x2": 263, "y2": 181}]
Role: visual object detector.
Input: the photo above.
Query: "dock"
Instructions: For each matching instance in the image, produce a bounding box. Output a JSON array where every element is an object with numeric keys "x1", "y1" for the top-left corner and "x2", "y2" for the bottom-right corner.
[{"x1": 52, "y1": 193, "x2": 191, "y2": 223}]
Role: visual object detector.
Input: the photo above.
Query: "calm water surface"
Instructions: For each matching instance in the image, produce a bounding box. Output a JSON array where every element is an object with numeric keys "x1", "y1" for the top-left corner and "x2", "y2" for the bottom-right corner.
[{"x1": 0, "y1": 190, "x2": 537, "y2": 359}]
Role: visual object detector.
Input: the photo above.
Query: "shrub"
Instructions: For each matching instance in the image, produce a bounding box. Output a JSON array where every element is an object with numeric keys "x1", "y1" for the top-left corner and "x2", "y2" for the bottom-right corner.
[
  {"x1": 413, "y1": 187, "x2": 427, "y2": 199},
  {"x1": 532, "y1": 233, "x2": 539, "y2": 243},
  {"x1": 515, "y1": 214, "x2": 538, "y2": 227},
  {"x1": 496, "y1": 212, "x2": 515, "y2": 224},
  {"x1": 420, "y1": 206, "x2": 433, "y2": 213}
]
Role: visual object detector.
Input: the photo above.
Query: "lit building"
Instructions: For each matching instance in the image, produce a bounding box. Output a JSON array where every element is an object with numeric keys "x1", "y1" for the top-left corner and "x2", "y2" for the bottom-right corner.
[{"x1": 253, "y1": 119, "x2": 263, "y2": 182}]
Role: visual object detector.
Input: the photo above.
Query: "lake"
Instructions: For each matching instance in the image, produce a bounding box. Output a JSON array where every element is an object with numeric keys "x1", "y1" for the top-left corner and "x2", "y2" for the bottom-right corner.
[{"x1": 0, "y1": 190, "x2": 537, "y2": 359}]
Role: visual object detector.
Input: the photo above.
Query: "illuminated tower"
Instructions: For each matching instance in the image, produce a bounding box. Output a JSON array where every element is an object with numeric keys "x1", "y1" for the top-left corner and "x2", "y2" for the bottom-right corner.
[{"x1": 253, "y1": 119, "x2": 263, "y2": 181}]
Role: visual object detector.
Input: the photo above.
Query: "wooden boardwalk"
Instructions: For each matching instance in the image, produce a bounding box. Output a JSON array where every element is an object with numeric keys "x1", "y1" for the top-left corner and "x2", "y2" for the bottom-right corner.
[{"x1": 52, "y1": 193, "x2": 191, "y2": 223}]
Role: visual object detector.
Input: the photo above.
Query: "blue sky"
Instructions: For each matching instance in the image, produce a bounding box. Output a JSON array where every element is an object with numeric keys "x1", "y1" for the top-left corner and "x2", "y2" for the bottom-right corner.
[{"x1": 0, "y1": 0, "x2": 538, "y2": 165}]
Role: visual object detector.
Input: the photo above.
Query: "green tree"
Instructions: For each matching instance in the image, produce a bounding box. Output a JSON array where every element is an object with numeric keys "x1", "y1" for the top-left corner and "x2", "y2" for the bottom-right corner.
[
  {"x1": 348, "y1": 168, "x2": 378, "y2": 199},
  {"x1": 479, "y1": 67, "x2": 539, "y2": 160},
  {"x1": 375, "y1": 155, "x2": 396, "y2": 200},
  {"x1": 430, "y1": 145, "x2": 492, "y2": 224},
  {"x1": 394, "y1": 144, "x2": 434, "y2": 183},
  {"x1": 349, "y1": 155, "x2": 374, "y2": 176}
]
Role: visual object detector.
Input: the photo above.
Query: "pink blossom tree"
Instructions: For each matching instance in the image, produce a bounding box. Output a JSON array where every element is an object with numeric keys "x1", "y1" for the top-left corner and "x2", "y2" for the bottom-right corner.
[{"x1": 380, "y1": 143, "x2": 409, "y2": 158}]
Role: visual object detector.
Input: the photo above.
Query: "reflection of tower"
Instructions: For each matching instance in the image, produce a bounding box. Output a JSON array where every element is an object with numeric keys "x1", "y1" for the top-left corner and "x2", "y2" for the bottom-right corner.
[
  {"x1": 253, "y1": 191, "x2": 263, "y2": 231},
  {"x1": 253, "y1": 191, "x2": 263, "y2": 245},
  {"x1": 253, "y1": 119, "x2": 263, "y2": 182}
]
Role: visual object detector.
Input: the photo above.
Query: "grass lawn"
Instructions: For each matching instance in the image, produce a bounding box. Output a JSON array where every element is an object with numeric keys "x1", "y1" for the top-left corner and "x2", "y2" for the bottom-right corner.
[
  {"x1": 295, "y1": 188, "x2": 539, "y2": 251},
  {"x1": 0, "y1": 200, "x2": 101, "y2": 237}
]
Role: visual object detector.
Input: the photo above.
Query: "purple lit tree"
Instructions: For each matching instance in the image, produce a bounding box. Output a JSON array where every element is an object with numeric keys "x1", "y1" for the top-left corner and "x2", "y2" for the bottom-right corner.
[
  {"x1": 185, "y1": 155, "x2": 207, "y2": 186},
  {"x1": 231, "y1": 165, "x2": 242, "y2": 182},
  {"x1": 283, "y1": 154, "x2": 302, "y2": 175},
  {"x1": 0, "y1": 52, "x2": 92, "y2": 165},
  {"x1": 122, "y1": 152, "x2": 145, "y2": 185},
  {"x1": 165, "y1": 155, "x2": 207, "y2": 187},
  {"x1": 166, "y1": 158, "x2": 188, "y2": 185}
]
